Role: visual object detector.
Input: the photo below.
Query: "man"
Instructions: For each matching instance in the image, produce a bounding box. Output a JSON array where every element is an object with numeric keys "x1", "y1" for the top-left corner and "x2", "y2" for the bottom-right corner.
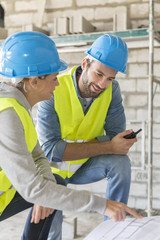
[{"x1": 37, "y1": 34, "x2": 139, "y2": 238}]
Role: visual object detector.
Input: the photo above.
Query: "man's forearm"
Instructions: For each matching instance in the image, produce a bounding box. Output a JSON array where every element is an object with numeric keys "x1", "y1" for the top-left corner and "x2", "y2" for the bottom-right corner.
[
  {"x1": 62, "y1": 139, "x2": 112, "y2": 161},
  {"x1": 62, "y1": 130, "x2": 137, "y2": 161}
]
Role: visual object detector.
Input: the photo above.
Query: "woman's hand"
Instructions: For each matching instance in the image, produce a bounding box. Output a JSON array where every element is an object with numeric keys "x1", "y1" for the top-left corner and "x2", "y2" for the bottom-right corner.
[
  {"x1": 31, "y1": 204, "x2": 54, "y2": 224},
  {"x1": 104, "y1": 200, "x2": 142, "y2": 221}
]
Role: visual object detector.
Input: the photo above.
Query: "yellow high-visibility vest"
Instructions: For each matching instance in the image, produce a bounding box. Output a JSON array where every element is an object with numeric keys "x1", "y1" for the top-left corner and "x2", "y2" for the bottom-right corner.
[
  {"x1": 52, "y1": 66, "x2": 112, "y2": 179},
  {"x1": 0, "y1": 98, "x2": 37, "y2": 215}
]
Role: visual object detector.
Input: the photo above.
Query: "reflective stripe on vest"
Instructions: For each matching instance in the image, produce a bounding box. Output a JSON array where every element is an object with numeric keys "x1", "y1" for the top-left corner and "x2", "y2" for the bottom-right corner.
[
  {"x1": 52, "y1": 66, "x2": 112, "y2": 179},
  {"x1": 0, "y1": 98, "x2": 37, "y2": 215}
]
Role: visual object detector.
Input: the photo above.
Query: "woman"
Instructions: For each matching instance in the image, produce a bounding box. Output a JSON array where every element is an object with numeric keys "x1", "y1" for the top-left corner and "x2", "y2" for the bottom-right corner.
[{"x1": 0, "y1": 31, "x2": 141, "y2": 240}]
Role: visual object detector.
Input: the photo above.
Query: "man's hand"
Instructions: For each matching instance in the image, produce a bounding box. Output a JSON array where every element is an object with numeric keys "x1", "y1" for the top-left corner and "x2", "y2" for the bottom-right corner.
[
  {"x1": 104, "y1": 200, "x2": 142, "y2": 222},
  {"x1": 31, "y1": 204, "x2": 54, "y2": 224},
  {"x1": 110, "y1": 130, "x2": 137, "y2": 155}
]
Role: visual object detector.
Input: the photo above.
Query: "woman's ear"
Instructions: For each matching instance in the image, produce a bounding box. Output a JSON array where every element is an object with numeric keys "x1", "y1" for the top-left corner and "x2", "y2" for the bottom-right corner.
[
  {"x1": 28, "y1": 77, "x2": 38, "y2": 89},
  {"x1": 81, "y1": 58, "x2": 87, "y2": 70}
]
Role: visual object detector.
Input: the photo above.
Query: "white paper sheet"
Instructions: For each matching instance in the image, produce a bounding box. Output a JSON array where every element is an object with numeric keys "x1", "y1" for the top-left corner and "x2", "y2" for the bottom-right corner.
[{"x1": 84, "y1": 216, "x2": 160, "y2": 240}]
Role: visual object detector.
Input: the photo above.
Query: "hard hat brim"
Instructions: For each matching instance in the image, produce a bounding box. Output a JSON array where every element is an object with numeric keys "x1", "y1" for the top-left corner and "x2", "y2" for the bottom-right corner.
[{"x1": 57, "y1": 59, "x2": 68, "y2": 73}]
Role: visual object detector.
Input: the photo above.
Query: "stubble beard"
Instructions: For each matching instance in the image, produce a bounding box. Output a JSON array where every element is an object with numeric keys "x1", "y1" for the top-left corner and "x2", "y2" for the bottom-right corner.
[
  {"x1": 81, "y1": 71, "x2": 91, "y2": 98},
  {"x1": 81, "y1": 70, "x2": 103, "y2": 98}
]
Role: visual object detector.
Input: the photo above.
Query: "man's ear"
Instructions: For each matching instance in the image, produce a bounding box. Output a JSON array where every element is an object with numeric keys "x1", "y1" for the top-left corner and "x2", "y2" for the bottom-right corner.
[{"x1": 81, "y1": 58, "x2": 87, "y2": 70}]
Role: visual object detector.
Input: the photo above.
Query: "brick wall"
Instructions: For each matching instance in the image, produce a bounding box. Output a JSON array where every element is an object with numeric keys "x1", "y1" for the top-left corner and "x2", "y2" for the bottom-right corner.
[
  {"x1": 0, "y1": 0, "x2": 160, "y2": 211},
  {"x1": 1, "y1": 0, "x2": 160, "y2": 35}
]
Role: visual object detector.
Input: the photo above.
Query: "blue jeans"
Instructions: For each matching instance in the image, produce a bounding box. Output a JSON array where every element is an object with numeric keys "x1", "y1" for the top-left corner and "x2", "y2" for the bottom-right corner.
[
  {"x1": 0, "y1": 174, "x2": 65, "y2": 240},
  {"x1": 48, "y1": 154, "x2": 131, "y2": 239}
]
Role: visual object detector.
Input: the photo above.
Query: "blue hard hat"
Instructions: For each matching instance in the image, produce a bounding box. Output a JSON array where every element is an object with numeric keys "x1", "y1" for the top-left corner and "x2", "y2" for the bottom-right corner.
[
  {"x1": 85, "y1": 34, "x2": 128, "y2": 74},
  {"x1": 0, "y1": 31, "x2": 68, "y2": 78}
]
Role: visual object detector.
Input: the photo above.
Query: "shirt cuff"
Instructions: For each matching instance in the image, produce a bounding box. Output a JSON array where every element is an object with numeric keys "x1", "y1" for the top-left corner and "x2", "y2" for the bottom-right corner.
[
  {"x1": 52, "y1": 140, "x2": 67, "y2": 162},
  {"x1": 97, "y1": 135, "x2": 111, "y2": 142},
  {"x1": 90, "y1": 195, "x2": 106, "y2": 215}
]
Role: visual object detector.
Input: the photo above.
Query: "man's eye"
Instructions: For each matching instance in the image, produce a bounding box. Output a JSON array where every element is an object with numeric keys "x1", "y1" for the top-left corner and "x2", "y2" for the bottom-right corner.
[{"x1": 97, "y1": 72, "x2": 103, "y2": 77}]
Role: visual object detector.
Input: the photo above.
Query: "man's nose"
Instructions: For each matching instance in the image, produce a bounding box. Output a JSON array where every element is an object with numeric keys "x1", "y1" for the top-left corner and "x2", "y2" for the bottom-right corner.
[{"x1": 98, "y1": 78, "x2": 108, "y2": 89}]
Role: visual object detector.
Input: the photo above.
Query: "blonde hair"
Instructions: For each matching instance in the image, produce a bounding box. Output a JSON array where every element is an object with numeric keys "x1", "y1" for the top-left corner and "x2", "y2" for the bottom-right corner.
[
  {"x1": 8, "y1": 75, "x2": 48, "y2": 92},
  {"x1": 8, "y1": 78, "x2": 29, "y2": 93}
]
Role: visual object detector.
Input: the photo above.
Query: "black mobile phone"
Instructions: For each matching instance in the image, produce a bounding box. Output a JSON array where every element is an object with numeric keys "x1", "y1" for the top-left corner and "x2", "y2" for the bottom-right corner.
[{"x1": 124, "y1": 128, "x2": 142, "y2": 139}]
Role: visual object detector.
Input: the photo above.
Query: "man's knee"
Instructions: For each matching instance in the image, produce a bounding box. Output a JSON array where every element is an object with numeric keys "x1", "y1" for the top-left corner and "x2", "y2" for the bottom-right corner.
[
  {"x1": 117, "y1": 155, "x2": 131, "y2": 168},
  {"x1": 106, "y1": 154, "x2": 131, "y2": 179},
  {"x1": 115, "y1": 155, "x2": 130, "y2": 171}
]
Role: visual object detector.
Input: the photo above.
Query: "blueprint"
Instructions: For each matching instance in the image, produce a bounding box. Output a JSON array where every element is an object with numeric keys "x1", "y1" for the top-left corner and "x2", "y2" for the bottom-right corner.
[{"x1": 84, "y1": 216, "x2": 160, "y2": 240}]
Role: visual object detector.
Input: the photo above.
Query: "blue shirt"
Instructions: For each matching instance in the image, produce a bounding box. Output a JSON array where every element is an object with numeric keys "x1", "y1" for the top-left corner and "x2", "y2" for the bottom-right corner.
[{"x1": 37, "y1": 66, "x2": 126, "y2": 162}]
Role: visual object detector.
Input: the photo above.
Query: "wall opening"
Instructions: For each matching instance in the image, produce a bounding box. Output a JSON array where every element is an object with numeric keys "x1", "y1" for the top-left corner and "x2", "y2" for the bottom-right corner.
[{"x1": 0, "y1": 4, "x2": 4, "y2": 28}]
